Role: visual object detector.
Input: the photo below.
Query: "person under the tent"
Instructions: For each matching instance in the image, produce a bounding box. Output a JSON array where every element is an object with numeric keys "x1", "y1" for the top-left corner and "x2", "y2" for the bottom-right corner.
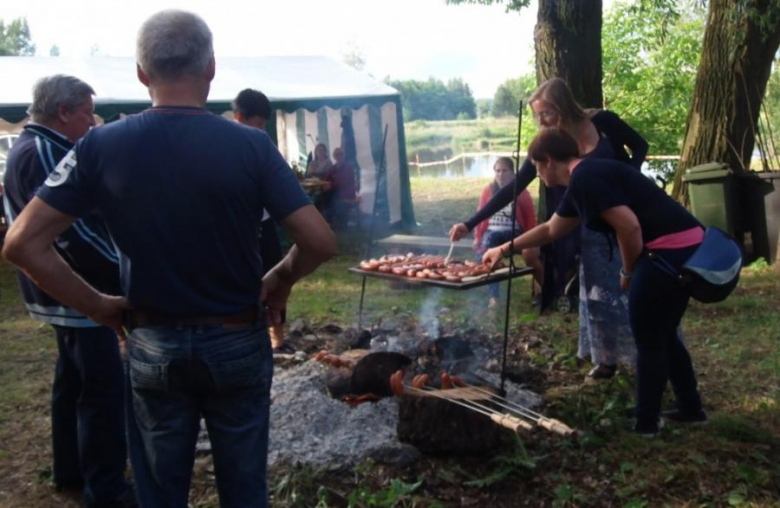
[
  {"x1": 306, "y1": 142, "x2": 332, "y2": 179},
  {"x1": 321, "y1": 146, "x2": 358, "y2": 226},
  {"x1": 482, "y1": 128, "x2": 707, "y2": 437},
  {"x1": 473, "y1": 156, "x2": 542, "y2": 308}
]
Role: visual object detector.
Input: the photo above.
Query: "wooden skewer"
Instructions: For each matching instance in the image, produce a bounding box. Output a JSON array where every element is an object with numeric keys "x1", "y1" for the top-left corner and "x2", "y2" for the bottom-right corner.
[
  {"x1": 459, "y1": 382, "x2": 576, "y2": 436},
  {"x1": 402, "y1": 384, "x2": 534, "y2": 433}
]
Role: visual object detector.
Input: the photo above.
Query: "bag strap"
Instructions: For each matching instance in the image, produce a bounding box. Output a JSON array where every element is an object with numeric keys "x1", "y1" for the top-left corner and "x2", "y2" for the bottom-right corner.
[{"x1": 646, "y1": 250, "x2": 680, "y2": 279}]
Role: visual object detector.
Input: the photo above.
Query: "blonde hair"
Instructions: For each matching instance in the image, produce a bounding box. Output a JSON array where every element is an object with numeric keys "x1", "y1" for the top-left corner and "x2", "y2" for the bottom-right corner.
[{"x1": 528, "y1": 78, "x2": 587, "y2": 130}]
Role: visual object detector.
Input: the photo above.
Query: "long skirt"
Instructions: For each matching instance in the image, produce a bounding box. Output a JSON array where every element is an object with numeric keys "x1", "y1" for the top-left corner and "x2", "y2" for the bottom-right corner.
[{"x1": 577, "y1": 227, "x2": 637, "y2": 367}]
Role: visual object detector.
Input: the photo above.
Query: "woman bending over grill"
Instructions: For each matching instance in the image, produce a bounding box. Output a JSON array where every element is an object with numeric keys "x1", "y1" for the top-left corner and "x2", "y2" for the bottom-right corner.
[
  {"x1": 451, "y1": 78, "x2": 647, "y2": 380},
  {"x1": 483, "y1": 128, "x2": 707, "y2": 437}
]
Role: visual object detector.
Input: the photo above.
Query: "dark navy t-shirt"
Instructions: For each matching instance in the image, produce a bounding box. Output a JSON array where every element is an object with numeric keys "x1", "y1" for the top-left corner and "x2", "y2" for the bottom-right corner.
[
  {"x1": 38, "y1": 106, "x2": 311, "y2": 316},
  {"x1": 556, "y1": 158, "x2": 701, "y2": 244}
]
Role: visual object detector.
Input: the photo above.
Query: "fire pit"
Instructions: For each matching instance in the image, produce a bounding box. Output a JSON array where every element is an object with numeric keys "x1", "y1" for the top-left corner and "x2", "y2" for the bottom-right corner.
[{"x1": 196, "y1": 320, "x2": 550, "y2": 471}]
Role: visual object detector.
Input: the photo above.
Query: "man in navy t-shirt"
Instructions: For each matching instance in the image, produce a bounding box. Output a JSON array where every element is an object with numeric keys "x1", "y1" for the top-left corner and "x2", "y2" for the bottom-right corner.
[{"x1": 3, "y1": 10, "x2": 336, "y2": 507}]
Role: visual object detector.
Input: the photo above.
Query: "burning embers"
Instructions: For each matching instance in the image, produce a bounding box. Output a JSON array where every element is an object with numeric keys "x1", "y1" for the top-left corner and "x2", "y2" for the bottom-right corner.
[{"x1": 313, "y1": 335, "x2": 574, "y2": 455}]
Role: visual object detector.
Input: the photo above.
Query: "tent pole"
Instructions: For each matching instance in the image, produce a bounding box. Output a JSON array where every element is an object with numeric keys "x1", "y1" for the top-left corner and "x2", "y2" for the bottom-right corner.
[{"x1": 358, "y1": 124, "x2": 390, "y2": 331}]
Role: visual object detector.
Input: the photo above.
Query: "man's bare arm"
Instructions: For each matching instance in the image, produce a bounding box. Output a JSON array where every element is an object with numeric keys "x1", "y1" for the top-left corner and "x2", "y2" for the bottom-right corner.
[
  {"x1": 261, "y1": 205, "x2": 336, "y2": 323},
  {"x1": 2, "y1": 197, "x2": 127, "y2": 336}
]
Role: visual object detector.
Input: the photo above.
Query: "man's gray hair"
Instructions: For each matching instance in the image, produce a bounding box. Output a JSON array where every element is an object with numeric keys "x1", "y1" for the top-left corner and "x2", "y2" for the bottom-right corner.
[
  {"x1": 136, "y1": 10, "x2": 213, "y2": 82},
  {"x1": 27, "y1": 75, "x2": 95, "y2": 123}
]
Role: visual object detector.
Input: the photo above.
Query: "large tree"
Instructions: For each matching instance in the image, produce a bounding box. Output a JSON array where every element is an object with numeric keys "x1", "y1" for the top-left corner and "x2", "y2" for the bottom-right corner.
[
  {"x1": 446, "y1": 0, "x2": 603, "y2": 106},
  {"x1": 671, "y1": 0, "x2": 780, "y2": 201},
  {"x1": 534, "y1": 0, "x2": 603, "y2": 106},
  {"x1": 0, "y1": 17, "x2": 35, "y2": 56}
]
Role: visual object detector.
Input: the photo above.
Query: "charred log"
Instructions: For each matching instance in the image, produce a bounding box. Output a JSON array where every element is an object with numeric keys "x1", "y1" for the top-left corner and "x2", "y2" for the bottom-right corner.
[
  {"x1": 397, "y1": 396, "x2": 508, "y2": 455},
  {"x1": 349, "y1": 352, "x2": 412, "y2": 397}
]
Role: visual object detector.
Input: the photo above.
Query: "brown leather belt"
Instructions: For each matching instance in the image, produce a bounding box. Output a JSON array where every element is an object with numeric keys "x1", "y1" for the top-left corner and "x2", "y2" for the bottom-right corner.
[{"x1": 125, "y1": 306, "x2": 261, "y2": 330}]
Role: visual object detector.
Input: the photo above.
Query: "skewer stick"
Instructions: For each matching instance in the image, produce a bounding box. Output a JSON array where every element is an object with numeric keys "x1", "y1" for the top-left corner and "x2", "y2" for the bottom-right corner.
[
  {"x1": 459, "y1": 383, "x2": 576, "y2": 436},
  {"x1": 458, "y1": 383, "x2": 545, "y2": 419},
  {"x1": 444, "y1": 241, "x2": 456, "y2": 265},
  {"x1": 402, "y1": 384, "x2": 533, "y2": 433}
]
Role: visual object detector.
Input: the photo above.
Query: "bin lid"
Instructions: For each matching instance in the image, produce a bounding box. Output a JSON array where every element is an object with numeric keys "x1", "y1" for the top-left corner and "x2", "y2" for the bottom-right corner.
[{"x1": 683, "y1": 162, "x2": 732, "y2": 182}]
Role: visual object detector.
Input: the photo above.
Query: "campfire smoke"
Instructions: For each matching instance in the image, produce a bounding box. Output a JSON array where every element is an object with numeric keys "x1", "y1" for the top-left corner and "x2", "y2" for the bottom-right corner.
[{"x1": 419, "y1": 288, "x2": 443, "y2": 338}]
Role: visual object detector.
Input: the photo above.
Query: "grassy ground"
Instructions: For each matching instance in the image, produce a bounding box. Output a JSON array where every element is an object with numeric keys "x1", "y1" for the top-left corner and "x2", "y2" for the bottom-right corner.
[{"x1": 0, "y1": 176, "x2": 778, "y2": 507}]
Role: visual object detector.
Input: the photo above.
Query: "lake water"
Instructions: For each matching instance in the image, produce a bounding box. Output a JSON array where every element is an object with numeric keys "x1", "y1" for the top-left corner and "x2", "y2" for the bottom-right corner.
[
  {"x1": 409, "y1": 154, "x2": 520, "y2": 179},
  {"x1": 409, "y1": 152, "x2": 677, "y2": 188}
]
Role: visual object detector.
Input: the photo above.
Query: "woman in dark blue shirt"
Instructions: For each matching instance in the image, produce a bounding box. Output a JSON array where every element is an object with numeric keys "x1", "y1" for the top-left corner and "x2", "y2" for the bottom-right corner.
[
  {"x1": 452, "y1": 78, "x2": 648, "y2": 380},
  {"x1": 483, "y1": 128, "x2": 707, "y2": 437}
]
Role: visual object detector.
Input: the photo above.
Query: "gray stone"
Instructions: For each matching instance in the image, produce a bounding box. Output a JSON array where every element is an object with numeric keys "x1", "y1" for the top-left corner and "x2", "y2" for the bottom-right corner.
[
  {"x1": 289, "y1": 318, "x2": 307, "y2": 334},
  {"x1": 376, "y1": 316, "x2": 404, "y2": 332}
]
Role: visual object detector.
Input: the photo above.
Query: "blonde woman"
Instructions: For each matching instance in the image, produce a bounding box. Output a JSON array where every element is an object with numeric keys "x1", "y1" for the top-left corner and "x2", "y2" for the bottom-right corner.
[{"x1": 450, "y1": 78, "x2": 648, "y2": 379}]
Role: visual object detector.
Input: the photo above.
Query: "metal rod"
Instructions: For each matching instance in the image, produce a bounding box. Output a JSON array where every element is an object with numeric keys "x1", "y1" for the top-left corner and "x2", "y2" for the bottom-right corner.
[
  {"x1": 357, "y1": 124, "x2": 390, "y2": 331},
  {"x1": 501, "y1": 100, "x2": 524, "y2": 391}
]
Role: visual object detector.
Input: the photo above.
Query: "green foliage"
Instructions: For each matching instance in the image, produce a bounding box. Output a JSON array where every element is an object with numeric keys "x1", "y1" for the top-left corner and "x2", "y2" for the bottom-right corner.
[
  {"x1": 762, "y1": 58, "x2": 780, "y2": 163},
  {"x1": 492, "y1": 73, "x2": 537, "y2": 117},
  {"x1": 346, "y1": 478, "x2": 423, "y2": 507},
  {"x1": 387, "y1": 77, "x2": 477, "y2": 121},
  {"x1": 270, "y1": 463, "x2": 328, "y2": 507},
  {"x1": 452, "y1": 435, "x2": 542, "y2": 488},
  {"x1": 0, "y1": 17, "x2": 35, "y2": 56},
  {"x1": 602, "y1": 1, "x2": 705, "y2": 176},
  {"x1": 475, "y1": 98, "x2": 492, "y2": 118}
]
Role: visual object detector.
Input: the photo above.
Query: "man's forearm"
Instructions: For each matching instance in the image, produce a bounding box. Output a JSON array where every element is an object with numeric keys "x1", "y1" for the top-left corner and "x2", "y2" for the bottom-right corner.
[
  {"x1": 271, "y1": 243, "x2": 333, "y2": 287},
  {"x1": 9, "y1": 246, "x2": 105, "y2": 317}
]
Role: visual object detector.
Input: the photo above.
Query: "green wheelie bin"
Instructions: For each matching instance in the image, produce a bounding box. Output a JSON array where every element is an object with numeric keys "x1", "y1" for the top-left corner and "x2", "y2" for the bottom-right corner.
[{"x1": 682, "y1": 162, "x2": 739, "y2": 236}]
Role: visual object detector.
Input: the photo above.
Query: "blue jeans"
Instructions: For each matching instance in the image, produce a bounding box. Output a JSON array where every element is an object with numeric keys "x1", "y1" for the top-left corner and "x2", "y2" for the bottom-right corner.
[
  {"x1": 125, "y1": 323, "x2": 273, "y2": 508},
  {"x1": 479, "y1": 229, "x2": 523, "y2": 298},
  {"x1": 629, "y1": 245, "x2": 703, "y2": 426},
  {"x1": 51, "y1": 325, "x2": 129, "y2": 507}
]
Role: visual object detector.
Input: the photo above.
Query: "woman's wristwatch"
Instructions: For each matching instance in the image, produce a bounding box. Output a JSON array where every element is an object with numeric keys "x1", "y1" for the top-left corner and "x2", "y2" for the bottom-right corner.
[{"x1": 619, "y1": 267, "x2": 632, "y2": 278}]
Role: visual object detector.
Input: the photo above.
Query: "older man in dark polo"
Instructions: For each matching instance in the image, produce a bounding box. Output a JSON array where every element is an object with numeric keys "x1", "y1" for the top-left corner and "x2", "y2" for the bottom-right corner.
[{"x1": 3, "y1": 10, "x2": 335, "y2": 507}]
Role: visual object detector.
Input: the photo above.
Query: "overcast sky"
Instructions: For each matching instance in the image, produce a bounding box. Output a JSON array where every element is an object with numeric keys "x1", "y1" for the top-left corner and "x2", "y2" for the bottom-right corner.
[{"x1": 0, "y1": 0, "x2": 546, "y2": 98}]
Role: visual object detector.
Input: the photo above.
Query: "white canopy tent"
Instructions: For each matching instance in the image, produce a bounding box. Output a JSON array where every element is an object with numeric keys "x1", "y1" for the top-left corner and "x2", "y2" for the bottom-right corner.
[{"x1": 0, "y1": 56, "x2": 415, "y2": 226}]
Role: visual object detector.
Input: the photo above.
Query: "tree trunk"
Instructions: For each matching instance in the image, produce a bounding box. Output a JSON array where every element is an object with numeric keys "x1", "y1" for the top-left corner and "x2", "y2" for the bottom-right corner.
[
  {"x1": 534, "y1": 0, "x2": 603, "y2": 107},
  {"x1": 672, "y1": 0, "x2": 780, "y2": 202}
]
